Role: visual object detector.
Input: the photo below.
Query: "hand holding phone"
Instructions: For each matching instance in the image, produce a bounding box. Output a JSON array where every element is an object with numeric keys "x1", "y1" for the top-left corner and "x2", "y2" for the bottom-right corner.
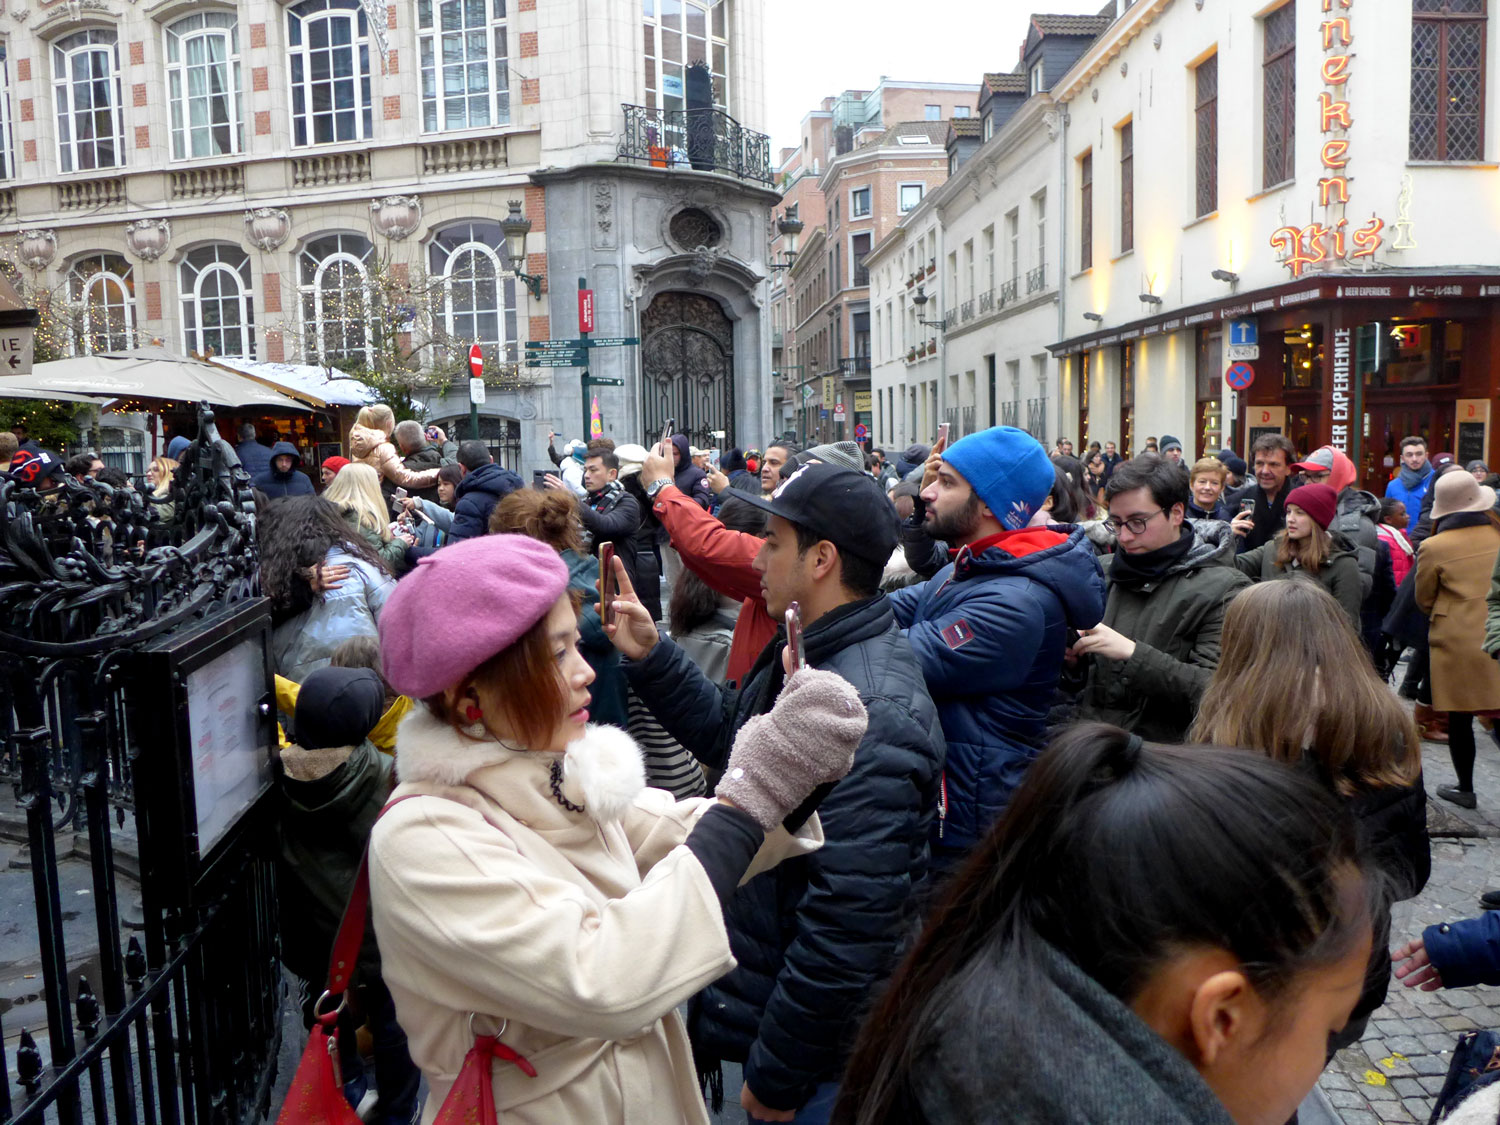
[
  {"x1": 659, "y1": 417, "x2": 676, "y2": 457},
  {"x1": 934, "y1": 422, "x2": 951, "y2": 453},
  {"x1": 785, "y1": 601, "x2": 806, "y2": 674},
  {"x1": 1238, "y1": 497, "x2": 1256, "y2": 517},
  {"x1": 599, "y1": 543, "x2": 617, "y2": 627},
  {"x1": 533, "y1": 469, "x2": 552, "y2": 491}
]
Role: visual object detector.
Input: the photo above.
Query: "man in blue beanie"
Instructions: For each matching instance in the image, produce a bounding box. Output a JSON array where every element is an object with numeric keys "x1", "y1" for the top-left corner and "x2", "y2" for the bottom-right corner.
[{"x1": 888, "y1": 425, "x2": 1107, "y2": 867}]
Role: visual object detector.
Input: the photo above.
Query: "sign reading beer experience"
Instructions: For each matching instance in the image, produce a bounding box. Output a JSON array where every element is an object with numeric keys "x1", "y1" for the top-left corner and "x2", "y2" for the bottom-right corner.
[
  {"x1": 1269, "y1": 0, "x2": 1385, "y2": 277},
  {"x1": 1329, "y1": 327, "x2": 1353, "y2": 453}
]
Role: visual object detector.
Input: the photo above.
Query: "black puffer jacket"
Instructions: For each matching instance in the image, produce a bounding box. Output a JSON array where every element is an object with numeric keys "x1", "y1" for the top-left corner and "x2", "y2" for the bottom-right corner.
[{"x1": 626, "y1": 595, "x2": 945, "y2": 1113}]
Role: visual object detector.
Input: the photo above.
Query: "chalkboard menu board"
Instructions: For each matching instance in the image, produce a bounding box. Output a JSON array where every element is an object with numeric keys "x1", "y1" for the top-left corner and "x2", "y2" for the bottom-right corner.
[{"x1": 1456, "y1": 421, "x2": 1486, "y2": 466}]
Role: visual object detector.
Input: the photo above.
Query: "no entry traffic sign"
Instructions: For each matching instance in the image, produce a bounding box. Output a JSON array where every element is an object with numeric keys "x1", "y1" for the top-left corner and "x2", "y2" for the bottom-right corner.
[{"x1": 1224, "y1": 362, "x2": 1256, "y2": 391}]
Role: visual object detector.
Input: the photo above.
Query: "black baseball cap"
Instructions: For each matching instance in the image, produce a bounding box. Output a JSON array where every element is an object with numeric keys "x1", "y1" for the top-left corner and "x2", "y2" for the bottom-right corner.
[{"x1": 730, "y1": 462, "x2": 897, "y2": 565}]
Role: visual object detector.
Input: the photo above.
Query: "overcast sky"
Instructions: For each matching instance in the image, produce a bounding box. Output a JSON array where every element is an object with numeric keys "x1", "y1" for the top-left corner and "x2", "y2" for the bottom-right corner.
[{"x1": 762, "y1": 0, "x2": 1109, "y2": 153}]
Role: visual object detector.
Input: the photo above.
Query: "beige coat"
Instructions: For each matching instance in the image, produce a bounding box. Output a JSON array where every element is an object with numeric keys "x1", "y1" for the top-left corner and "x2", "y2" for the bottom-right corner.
[
  {"x1": 348, "y1": 423, "x2": 440, "y2": 490},
  {"x1": 1415, "y1": 521, "x2": 1500, "y2": 713},
  {"x1": 368, "y1": 707, "x2": 821, "y2": 1125}
]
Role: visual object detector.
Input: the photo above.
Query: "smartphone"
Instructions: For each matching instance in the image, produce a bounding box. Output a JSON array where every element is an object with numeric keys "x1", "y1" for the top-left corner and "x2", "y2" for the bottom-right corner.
[
  {"x1": 935, "y1": 422, "x2": 951, "y2": 451},
  {"x1": 599, "y1": 542, "x2": 617, "y2": 627},
  {"x1": 533, "y1": 469, "x2": 551, "y2": 491},
  {"x1": 1238, "y1": 497, "x2": 1256, "y2": 517},
  {"x1": 425, "y1": 426, "x2": 440, "y2": 441},
  {"x1": 659, "y1": 417, "x2": 676, "y2": 454},
  {"x1": 393, "y1": 486, "x2": 408, "y2": 500},
  {"x1": 785, "y1": 601, "x2": 806, "y2": 673}
]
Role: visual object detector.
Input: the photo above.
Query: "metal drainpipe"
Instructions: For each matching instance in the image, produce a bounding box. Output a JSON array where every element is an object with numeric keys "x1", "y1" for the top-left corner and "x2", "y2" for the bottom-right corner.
[
  {"x1": 935, "y1": 216, "x2": 945, "y2": 436},
  {"x1": 1055, "y1": 98, "x2": 1070, "y2": 447}
]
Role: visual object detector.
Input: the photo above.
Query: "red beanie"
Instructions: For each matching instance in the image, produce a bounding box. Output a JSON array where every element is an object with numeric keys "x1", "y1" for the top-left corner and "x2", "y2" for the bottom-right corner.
[
  {"x1": 1285, "y1": 482, "x2": 1337, "y2": 530},
  {"x1": 321, "y1": 455, "x2": 350, "y2": 475}
]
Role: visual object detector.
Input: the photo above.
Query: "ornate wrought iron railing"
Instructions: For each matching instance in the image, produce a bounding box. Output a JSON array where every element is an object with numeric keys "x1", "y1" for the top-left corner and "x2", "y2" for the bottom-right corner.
[
  {"x1": 1027, "y1": 263, "x2": 1047, "y2": 294},
  {"x1": 617, "y1": 104, "x2": 775, "y2": 186}
]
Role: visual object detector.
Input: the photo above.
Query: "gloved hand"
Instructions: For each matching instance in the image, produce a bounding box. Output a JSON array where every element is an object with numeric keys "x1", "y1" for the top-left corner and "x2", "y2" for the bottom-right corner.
[{"x1": 715, "y1": 668, "x2": 867, "y2": 830}]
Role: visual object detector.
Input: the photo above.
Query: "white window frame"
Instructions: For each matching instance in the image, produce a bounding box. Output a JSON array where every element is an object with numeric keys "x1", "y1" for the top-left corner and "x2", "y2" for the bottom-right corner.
[
  {"x1": 417, "y1": 0, "x2": 510, "y2": 134},
  {"x1": 164, "y1": 13, "x2": 243, "y2": 160},
  {"x1": 180, "y1": 244, "x2": 255, "y2": 359},
  {"x1": 953, "y1": 105, "x2": 971, "y2": 118},
  {"x1": 52, "y1": 29, "x2": 124, "y2": 173},
  {"x1": 643, "y1": 0, "x2": 730, "y2": 115},
  {"x1": 923, "y1": 104, "x2": 941, "y2": 120},
  {"x1": 434, "y1": 238, "x2": 518, "y2": 365},
  {"x1": 1033, "y1": 189, "x2": 1048, "y2": 270},
  {"x1": 0, "y1": 46, "x2": 14, "y2": 180},
  {"x1": 1029, "y1": 61, "x2": 1044, "y2": 94},
  {"x1": 287, "y1": 0, "x2": 373, "y2": 147},
  {"x1": 68, "y1": 253, "x2": 135, "y2": 354},
  {"x1": 898, "y1": 182, "x2": 924, "y2": 213},
  {"x1": 1005, "y1": 209, "x2": 1020, "y2": 286},
  {"x1": 850, "y1": 185, "x2": 871, "y2": 218},
  {"x1": 299, "y1": 233, "x2": 374, "y2": 365}
]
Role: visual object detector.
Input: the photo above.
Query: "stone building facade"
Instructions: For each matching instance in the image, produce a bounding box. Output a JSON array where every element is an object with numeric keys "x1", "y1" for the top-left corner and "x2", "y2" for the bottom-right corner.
[{"x1": 3, "y1": 0, "x2": 777, "y2": 467}]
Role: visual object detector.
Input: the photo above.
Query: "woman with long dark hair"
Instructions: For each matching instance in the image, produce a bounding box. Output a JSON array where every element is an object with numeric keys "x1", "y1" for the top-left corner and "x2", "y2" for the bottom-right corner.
[
  {"x1": 1415, "y1": 470, "x2": 1500, "y2": 809},
  {"x1": 833, "y1": 723, "x2": 1374, "y2": 1125},
  {"x1": 1190, "y1": 579, "x2": 1427, "y2": 1047},
  {"x1": 260, "y1": 495, "x2": 393, "y2": 681}
]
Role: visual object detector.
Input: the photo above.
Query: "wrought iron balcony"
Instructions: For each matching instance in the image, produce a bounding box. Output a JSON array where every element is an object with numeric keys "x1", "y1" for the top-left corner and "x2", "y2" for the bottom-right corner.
[
  {"x1": 1000, "y1": 278, "x2": 1019, "y2": 306},
  {"x1": 959, "y1": 298, "x2": 975, "y2": 323},
  {"x1": 978, "y1": 289, "x2": 995, "y2": 314},
  {"x1": 1027, "y1": 264, "x2": 1047, "y2": 294},
  {"x1": 618, "y1": 104, "x2": 774, "y2": 185}
]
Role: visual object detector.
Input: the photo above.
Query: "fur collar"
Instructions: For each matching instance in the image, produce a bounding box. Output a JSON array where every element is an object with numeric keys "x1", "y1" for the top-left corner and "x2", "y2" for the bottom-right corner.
[{"x1": 394, "y1": 705, "x2": 646, "y2": 824}]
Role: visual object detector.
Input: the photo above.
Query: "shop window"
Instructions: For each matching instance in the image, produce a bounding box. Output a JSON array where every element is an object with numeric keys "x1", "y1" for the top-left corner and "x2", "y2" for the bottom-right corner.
[
  {"x1": 1195, "y1": 328, "x2": 1223, "y2": 457},
  {"x1": 1374, "y1": 319, "x2": 1464, "y2": 385},
  {"x1": 1411, "y1": 0, "x2": 1486, "y2": 161},
  {"x1": 1281, "y1": 323, "x2": 1323, "y2": 390}
]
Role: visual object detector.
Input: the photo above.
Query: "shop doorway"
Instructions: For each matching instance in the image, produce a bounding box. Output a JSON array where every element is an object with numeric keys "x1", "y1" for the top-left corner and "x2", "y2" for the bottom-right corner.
[{"x1": 1359, "y1": 399, "x2": 1454, "y2": 494}]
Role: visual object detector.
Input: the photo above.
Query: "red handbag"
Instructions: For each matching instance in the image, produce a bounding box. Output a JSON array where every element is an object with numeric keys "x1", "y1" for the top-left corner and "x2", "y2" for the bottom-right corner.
[{"x1": 277, "y1": 796, "x2": 537, "y2": 1125}]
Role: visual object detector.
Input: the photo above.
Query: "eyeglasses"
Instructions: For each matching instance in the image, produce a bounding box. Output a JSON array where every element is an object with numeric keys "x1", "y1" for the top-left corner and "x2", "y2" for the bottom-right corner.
[{"x1": 1103, "y1": 507, "x2": 1165, "y2": 535}]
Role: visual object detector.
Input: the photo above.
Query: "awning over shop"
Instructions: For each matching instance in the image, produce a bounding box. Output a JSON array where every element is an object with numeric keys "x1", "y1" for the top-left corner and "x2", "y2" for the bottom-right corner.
[
  {"x1": 209, "y1": 358, "x2": 377, "y2": 409},
  {"x1": 0, "y1": 347, "x2": 310, "y2": 411},
  {"x1": 0, "y1": 383, "x2": 110, "y2": 405}
]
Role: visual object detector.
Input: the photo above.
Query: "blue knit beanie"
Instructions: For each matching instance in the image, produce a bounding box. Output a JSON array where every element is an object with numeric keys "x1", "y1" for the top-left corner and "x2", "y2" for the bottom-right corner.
[{"x1": 941, "y1": 426, "x2": 1054, "y2": 530}]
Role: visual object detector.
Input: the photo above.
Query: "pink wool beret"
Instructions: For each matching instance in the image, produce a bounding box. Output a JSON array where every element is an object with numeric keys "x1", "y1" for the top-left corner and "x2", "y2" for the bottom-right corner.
[{"x1": 379, "y1": 534, "x2": 569, "y2": 698}]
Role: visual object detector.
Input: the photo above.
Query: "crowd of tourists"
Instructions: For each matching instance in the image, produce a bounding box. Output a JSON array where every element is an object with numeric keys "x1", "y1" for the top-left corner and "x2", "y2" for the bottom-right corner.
[{"x1": 12, "y1": 407, "x2": 1500, "y2": 1125}]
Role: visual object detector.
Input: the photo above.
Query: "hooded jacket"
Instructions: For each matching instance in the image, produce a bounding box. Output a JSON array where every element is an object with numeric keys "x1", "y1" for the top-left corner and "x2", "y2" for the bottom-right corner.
[
  {"x1": 887, "y1": 526, "x2": 1106, "y2": 855},
  {"x1": 1234, "y1": 529, "x2": 1363, "y2": 628},
  {"x1": 670, "y1": 434, "x2": 711, "y2": 509},
  {"x1": 449, "y1": 460, "x2": 523, "y2": 542},
  {"x1": 912, "y1": 939, "x2": 1237, "y2": 1125},
  {"x1": 349, "y1": 423, "x2": 441, "y2": 494},
  {"x1": 625, "y1": 596, "x2": 944, "y2": 1112},
  {"x1": 1385, "y1": 462, "x2": 1434, "y2": 536},
  {"x1": 253, "y1": 440, "x2": 315, "y2": 498},
  {"x1": 1080, "y1": 520, "x2": 1250, "y2": 744}
]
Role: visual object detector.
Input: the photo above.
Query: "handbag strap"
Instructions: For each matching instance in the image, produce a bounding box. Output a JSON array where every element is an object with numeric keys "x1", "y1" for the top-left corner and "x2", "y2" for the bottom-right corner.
[{"x1": 325, "y1": 793, "x2": 424, "y2": 996}]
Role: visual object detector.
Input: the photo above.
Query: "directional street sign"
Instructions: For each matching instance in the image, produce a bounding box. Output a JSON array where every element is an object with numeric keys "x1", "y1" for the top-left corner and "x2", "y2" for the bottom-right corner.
[
  {"x1": 526, "y1": 350, "x2": 590, "y2": 361},
  {"x1": 526, "y1": 338, "x2": 585, "y2": 350},
  {"x1": 526, "y1": 357, "x2": 588, "y2": 369},
  {"x1": 0, "y1": 327, "x2": 34, "y2": 376},
  {"x1": 587, "y1": 337, "x2": 640, "y2": 348},
  {"x1": 586, "y1": 377, "x2": 625, "y2": 386},
  {"x1": 801, "y1": 384, "x2": 814, "y2": 401},
  {"x1": 526, "y1": 336, "x2": 641, "y2": 350}
]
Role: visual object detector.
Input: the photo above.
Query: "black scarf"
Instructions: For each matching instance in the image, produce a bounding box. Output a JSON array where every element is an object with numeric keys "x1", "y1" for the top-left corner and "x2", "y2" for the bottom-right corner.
[
  {"x1": 1242, "y1": 478, "x2": 1291, "y2": 551},
  {"x1": 1433, "y1": 510, "x2": 1494, "y2": 535},
  {"x1": 1109, "y1": 524, "x2": 1195, "y2": 591}
]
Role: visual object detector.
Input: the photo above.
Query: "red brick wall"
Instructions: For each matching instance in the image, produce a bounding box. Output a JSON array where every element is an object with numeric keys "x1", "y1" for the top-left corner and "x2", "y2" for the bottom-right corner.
[
  {"x1": 145, "y1": 282, "x2": 162, "y2": 321},
  {"x1": 518, "y1": 0, "x2": 536, "y2": 10},
  {"x1": 18, "y1": 99, "x2": 31, "y2": 122},
  {"x1": 526, "y1": 252, "x2": 547, "y2": 293},
  {"x1": 521, "y1": 78, "x2": 540, "y2": 105},
  {"x1": 252, "y1": 67, "x2": 268, "y2": 92},
  {"x1": 524, "y1": 185, "x2": 546, "y2": 231},
  {"x1": 254, "y1": 111, "x2": 271, "y2": 136},
  {"x1": 387, "y1": 50, "x2": 399, "y2": 74},
  {"x1": 132, "y1": 84, "x2": 147, "y2": 107},
  {"x1": 266, "y1": 331, "x2": 285, "y2": 363},
  {"x1": 22, "y1": 140, "x2": 35, "y2": 163},
  {"x1": 262, "y1": 273, "x2": 282, "y2": 315},
  {"x1": 519, "y1": 32, "x2": 538, "y2": 58},
  {"x1": 249, "y1": 23, "x2": 267, "y2": 48},
  {"x1": 15, "y1": 58, "x2": 29, "y2": 83},
  {"x1": 129, "y1": 41, "x2": 144, "y2": 66},
  {"x1": 135, "y1": 126, "x2": 150, "y2": 149},
  {"x1": 529, "y1": 314, "x2": 550, "y2": 342},
  {"x1": 383, "y1": 96, "x2": 401, "y2": 121}
]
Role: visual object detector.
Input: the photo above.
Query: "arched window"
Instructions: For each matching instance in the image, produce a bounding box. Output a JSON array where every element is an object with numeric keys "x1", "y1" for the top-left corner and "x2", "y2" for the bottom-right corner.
[
  {"x1": 417, "y1": 0, "x2": 509, "y2": 132},
  {"x1": 287, "y1": 0, "x2": 372, "y2": 146},
  {"x1": 428, "y1": 221, "x2": 517, "y2": 365},
  {"x1": 165, "y1": 12, "x2": 243, "y2": 159},
  {"x1": 299, "y1": 233, "x2": 373, "y2": 365},
  {"x1": 180, "y1": 244, "x2": 254, "y2": 358},
  {"x1": 68, "y1": 253, "x2": 135, "y2": 354},
  {"x1": 52, "y1": 29, "x2": 123, "y2": 172}
]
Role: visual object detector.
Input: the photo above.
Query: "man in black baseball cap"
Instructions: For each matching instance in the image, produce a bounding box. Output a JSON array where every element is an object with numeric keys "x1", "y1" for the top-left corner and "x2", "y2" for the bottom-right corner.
[{"x1": 610, "y1": 460, "x2": 944, "y2": 1119}]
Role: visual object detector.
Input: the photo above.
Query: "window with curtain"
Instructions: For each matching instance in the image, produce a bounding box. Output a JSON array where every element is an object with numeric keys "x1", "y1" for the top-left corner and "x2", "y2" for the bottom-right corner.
[
  {"x1": 1079, "y1": 152, "x2": 1093, "y2": 270},
  {"x1": 1411, "y1": 0, "x2": 1486, "y2": 160},
  {"x1": 1195, "y1": 54, "x2": 1218, "y2": 216},
  {"x1": 642, "y1": 0, "x2": 729, "y2": 114},
  {"x1": 181, "y1": 244, "x2": 255, "y2": 359},
  {"x1": 165, "y1": 13, "x2": 243, "y2": 159},
  {"x1": 417, "y1": 0, "x2": 510, "y2": 132},
  {"x1": 1262, "y1": 3, "x2": 1296, "y2": 187},
  {"x1": 299, "y1": 233, "x2": 374, "y2": 364},
  {"x1": 287, "y1": 0, "x2": 372, "y2": 146},
  {"x1": 429, "y1": 221, "x2": 518, "y2": 366},
  {"x1": 52, "y1": 29, "x2": 123, "y2": 172},
  {"x1": 68, "y1": 253, "x2": 134, "y2": 354}
]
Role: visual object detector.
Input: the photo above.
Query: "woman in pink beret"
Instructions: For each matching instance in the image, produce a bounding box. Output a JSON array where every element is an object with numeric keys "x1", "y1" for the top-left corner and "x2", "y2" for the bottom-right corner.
[{"x1": 368, "y1": 533, "x2": 867, "y2": 1124}]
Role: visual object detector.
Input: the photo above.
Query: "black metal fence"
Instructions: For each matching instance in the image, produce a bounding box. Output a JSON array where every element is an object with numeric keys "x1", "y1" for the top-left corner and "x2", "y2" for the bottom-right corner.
[
  {"x1": 618, "y1": 104, "x2": 774, "y2": 186},
  {"x1": 0, "y1": 405, "x2": 282, "y2": 1125}
]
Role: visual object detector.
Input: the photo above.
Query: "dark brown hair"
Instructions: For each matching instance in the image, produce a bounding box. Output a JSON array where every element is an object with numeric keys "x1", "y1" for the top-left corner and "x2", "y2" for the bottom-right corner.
[
  {"x1": 422, "y1": 595, "x2": 581, "y2": 747},
  {"x1": 489, "y1": 487, "x2": 584, "y2": 554}
]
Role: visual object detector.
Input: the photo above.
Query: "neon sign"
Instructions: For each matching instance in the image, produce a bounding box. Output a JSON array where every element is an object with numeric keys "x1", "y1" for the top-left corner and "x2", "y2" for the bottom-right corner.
[{"x1": 1270, "y1": 0, "x2": 1385, "y2": 276}]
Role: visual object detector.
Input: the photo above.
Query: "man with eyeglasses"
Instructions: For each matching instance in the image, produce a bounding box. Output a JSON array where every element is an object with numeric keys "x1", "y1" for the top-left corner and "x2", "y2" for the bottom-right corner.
[{"x1": 1072, "y1": 454, "x2": 1249, "y2": 742}]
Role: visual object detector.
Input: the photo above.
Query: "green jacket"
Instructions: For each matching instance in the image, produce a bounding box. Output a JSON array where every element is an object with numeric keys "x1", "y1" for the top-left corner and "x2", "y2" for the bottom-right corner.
[
  {"x1": 1081, "y1": 521, "x2": 1250, "y2": 743},
  {"x1": 1234, "y1": 533, "x2": 1362, "y2": 628},
  {"x1": 340, "y1": 505, "x2": 406, "y2": 572}
]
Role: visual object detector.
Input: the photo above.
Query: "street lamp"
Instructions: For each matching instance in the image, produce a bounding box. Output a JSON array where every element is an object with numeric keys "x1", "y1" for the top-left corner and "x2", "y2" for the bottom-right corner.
[
  {"x1": 911, "y1": 286, "x2": 945, "y2": 329},
  {"x1": 500, "y1": 200, "x2": 545, "y2": 300},
  {"x1": 768, "y1": 209, "x2": 804, "y2": 272}
]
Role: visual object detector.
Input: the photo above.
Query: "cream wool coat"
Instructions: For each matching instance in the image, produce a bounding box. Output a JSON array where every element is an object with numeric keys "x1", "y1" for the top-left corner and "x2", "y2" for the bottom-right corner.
[
  {"x1": 368, "y1": 707, "x2": 822, "y2": 1125},
  {"x1": 348, "y1": 423, "x2": 440, "y2": 491}
]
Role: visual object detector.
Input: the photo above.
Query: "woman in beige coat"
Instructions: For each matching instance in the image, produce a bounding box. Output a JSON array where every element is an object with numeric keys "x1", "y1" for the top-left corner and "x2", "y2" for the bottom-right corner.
[
  {"x1": 368, "y1": 533, "x2": 865, "y2": 1125},
  {"x1": 349, "y1": 404, "x2": 441, "y2": 494},
  {"x1": 1415, "y1": 470, "x2": 1500, "y2": 810}
]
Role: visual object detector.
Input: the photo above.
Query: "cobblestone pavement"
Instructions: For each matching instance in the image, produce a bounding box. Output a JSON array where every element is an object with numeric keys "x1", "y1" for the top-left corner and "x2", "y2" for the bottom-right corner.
[{"x1": 1316, "y1": 705, "x2": 1500, "y2": 1125}]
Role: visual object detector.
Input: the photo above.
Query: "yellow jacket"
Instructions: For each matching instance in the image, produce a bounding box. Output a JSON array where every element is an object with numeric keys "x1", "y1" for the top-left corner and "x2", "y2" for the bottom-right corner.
[{"x1": 275, "y1": 673, "x2": 410, "y2": 756}]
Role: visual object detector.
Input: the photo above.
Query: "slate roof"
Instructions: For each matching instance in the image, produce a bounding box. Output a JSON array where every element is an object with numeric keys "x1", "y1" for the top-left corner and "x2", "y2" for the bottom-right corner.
[
  {"x1": 982, "y1": 72, "x2": 1028, "y2": 94},
  {"x1": 1031, "y1": 13, "x2": 1113, "y2": 36},
  {"x1": 949, "y1": 118, "x2": 983, "y2": 138}
]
